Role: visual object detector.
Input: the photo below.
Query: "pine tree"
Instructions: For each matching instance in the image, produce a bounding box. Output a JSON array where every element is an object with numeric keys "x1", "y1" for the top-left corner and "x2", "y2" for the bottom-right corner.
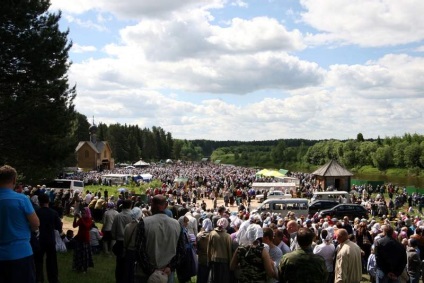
[{"x1": 0, "y1": 0, "x2": 76, "y2": 182}]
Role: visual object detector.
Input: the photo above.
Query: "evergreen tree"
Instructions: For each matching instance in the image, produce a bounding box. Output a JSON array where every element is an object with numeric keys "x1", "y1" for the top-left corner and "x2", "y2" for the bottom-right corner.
[{"x1": 0, "y1": 0, "x2": 76, "y2": 182}]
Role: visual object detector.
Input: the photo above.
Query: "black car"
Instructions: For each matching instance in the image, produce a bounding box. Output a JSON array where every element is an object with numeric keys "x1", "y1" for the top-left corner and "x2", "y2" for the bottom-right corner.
[
  {"x1": 318, "y1": 204, "x2": 369, "y2": 220},
  {"x1": 308, "y1": 200, "x2": 339, "y2": 215}
]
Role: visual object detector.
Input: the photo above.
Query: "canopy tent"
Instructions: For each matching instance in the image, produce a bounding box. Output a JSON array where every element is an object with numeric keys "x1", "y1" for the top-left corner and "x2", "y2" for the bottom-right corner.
[
  {"x1": 133, "y1": 160, "x2": 150, "y2": 167},
  {"x1": 256, "y1": 169, "x2": 270, "y2": 176},
  {"x1": 134, "y1": 173, "x2": 153, "y2": 182},
  {"x1": 256, "y1": 169, "x2": 285, "y2": 177},
  {"x1": 279, "y1": 169, "x2": 289, "y2": 175},
  {"x1": 264, "y1": 170, "x2": 285, "y2": 177}
]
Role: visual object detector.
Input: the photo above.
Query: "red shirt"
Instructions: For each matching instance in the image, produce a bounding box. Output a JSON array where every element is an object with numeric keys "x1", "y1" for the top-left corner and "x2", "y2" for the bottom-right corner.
[{"x1": 73, "y1": 218, "x2": 93, "y2": 243}]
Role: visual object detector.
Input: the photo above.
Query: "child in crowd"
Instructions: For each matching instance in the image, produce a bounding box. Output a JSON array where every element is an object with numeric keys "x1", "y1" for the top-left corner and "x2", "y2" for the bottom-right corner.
[
  {"x1": 89, "y1": 223, "x2": 103, "y2": 254},
  {"x1": 63, "y1": 230, "x2": 76, "y2": 250},
  {"x1": 367, "y1": 246, "x2": 376, "y2": 283}
]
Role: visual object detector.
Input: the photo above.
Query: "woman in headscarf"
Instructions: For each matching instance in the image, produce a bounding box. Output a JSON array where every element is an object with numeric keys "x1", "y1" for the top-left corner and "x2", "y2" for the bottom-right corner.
[
  {"x1": 208, "y1": 217, "x2": 232, "y2": 283},
  {"x1": 197, "y1": 218, "x2": 213, "y2": 283},
  {"x1": 313, "y1": 229, "x2": 335, "y2": 283},
  {"x1": 230, "y1": 223, "x2": 277, "y2": 283},
  {"x1": 176, "y1": 216, "x2": 197, "y2": 283},
  {"x1": 355, "y1": 220, "x2": 373, "y2": 274},
  {"x1": 72, "y1": 207, "x2": 94, "y2": 273},
  {"x1": 123, "y1": 207, "x2": 143, "y2": 283}
]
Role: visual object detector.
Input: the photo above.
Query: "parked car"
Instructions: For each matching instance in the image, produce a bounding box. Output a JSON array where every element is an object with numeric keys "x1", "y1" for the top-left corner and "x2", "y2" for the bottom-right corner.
[
  {"x1": 308, "y1": 200, "x2": 339, "y2": 216},
  {"x1": 255, "y1": 190, "x2": 292, "y2": 203},
  {"x1": 318, "y1": 204, "x2": 369, "y2": 220}
]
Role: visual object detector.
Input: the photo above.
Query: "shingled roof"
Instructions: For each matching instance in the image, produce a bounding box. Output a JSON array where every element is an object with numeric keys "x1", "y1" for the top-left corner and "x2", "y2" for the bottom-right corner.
[{"x1": 312, "y1": 159, "x2": 353, "y2": 177}]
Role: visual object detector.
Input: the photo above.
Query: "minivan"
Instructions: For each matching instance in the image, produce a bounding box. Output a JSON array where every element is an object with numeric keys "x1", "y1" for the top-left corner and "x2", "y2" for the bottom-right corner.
[
  {"x1": 48, "y1": 179, "x2": 84, "y2": 192},
  {"x1": 254, "y1": 190, "x2": 292, "y2": 203},
  {"x1": 251, "y1": 198, "x2": 309, "y2": 217},
  {"x1": 310, "y1": 191, "x2": 350, "y2": 203}
]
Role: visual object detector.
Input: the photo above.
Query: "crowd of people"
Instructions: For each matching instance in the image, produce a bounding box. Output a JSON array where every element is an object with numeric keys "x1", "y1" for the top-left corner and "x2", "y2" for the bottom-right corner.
[{"x1": 1, "y1": 163, "x2": 424, "y2": 283}]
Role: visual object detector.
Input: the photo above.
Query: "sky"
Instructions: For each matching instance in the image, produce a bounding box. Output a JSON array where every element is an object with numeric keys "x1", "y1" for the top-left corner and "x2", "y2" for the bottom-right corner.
[{"x1": 49, "y1": 0, "x2": 424, "y2": 141}]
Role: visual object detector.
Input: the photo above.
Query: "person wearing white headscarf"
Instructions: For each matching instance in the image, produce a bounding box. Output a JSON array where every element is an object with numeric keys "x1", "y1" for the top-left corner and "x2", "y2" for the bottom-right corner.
[
  {"x1": 230, "y1": 224, "x2": 277, "y2": 283},
  {"x1": 176, "y1": 216, "x2": 197, "y2": 283},
  {"x1": 313, "y1": 229, "x2": 335, "y2": 283},
  {"x1": 123, "y1": 207, "x2": 143, "y2": 283},
  {"x1": 207, "y1": 217, "x2": 232, "y2": 283},
  {"x1": 197, "y1": 218, "x2": 213, "y2": 283}
]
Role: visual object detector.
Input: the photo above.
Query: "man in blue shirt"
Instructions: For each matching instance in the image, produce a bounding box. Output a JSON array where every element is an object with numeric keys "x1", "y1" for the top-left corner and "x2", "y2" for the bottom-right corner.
[{"x1": 0, "y1": 165, "x2": 40, "y2": 283}]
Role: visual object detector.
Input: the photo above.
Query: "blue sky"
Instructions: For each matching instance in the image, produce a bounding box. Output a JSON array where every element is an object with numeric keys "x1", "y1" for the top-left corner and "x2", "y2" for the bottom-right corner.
[{"x1": 50, "y1": 0, "x2": 424, "y2": 141}]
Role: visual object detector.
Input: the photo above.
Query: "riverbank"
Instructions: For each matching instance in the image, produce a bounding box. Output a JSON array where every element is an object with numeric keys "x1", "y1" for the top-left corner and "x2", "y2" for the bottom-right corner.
[{"x1": 353, "y1": 165, "x2": 424, "y2": 177}]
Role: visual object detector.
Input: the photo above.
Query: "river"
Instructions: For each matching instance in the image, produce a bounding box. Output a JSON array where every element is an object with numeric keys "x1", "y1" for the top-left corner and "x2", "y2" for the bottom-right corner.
[{"x1": 353, "y1": 173, "x2": 424, "y2": 188}]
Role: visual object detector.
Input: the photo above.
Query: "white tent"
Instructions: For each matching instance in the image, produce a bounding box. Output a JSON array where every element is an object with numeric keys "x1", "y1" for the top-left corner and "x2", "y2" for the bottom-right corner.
[
  {"x1": 133, "y1": 160, "x2": 150, "y2": 167},
  {"x1": 140, "y1": 174, "x2": 153, "y2": 181}
]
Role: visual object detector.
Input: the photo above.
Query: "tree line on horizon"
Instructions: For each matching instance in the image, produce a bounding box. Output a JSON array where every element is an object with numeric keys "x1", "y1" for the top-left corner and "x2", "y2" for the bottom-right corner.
[
  {"x1": 2, "y1": 1, "x2": 424, "y2": 183},
  {"x1": 207, "y1": 133, "x2": 424, "y2": 173}
]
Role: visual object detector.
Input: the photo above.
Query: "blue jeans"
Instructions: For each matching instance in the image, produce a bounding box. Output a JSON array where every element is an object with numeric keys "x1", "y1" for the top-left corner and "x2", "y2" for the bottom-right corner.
[
  {"x1": 409, "y1": 274, "x2": 420, "y2": 283},
  {"x1": 376, "y1": 269, "x2": 400, "y2": 283}
]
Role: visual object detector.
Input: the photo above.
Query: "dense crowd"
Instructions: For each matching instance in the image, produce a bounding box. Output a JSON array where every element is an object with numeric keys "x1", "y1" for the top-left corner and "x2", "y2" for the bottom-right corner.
[{"x1": 2, "y1": 163, "x2": 424, "y2": 283}]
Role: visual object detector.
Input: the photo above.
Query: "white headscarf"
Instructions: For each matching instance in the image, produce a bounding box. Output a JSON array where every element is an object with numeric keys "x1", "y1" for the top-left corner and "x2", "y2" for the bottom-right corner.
[
  {"x1": 130, "y1": 207, "x2": 142, "y2": 221},
  {"x1": 202, "y1": 218, "x2": 213, "y2": 232},
  {"x1": 216, "y1": 218, "x2": 229, "y2": 230},
  {"x1": 246, "y1": 224, "x2": 263, "y2": 244}
]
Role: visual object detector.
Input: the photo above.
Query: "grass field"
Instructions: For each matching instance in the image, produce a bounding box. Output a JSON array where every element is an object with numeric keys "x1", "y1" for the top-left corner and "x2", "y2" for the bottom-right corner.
[
  {"x1": 56, "y1": 252, "x2": 191, "y2": 283},
  {"x1": 57, "y1": 252, "x2": 115, "y2": 283}
]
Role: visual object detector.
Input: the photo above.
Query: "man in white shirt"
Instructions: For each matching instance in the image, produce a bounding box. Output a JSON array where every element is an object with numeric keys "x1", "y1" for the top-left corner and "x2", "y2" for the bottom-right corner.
[{"x1": 135, "y1": 195, "x2": 185, "y2": 283}]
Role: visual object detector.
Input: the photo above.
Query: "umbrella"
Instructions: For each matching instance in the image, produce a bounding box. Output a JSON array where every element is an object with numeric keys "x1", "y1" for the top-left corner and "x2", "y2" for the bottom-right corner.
[{"x1": 118, "y1": 187, "x2": 127, "y2": 193}]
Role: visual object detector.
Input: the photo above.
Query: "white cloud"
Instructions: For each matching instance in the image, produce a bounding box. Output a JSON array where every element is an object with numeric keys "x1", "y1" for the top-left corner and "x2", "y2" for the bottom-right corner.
[
  {"x1": 231, "y1": 0, "x2": 248, "y2": 8},
  {"x1": 300, "y1": 0, "x2": 424, "y2": 47},
  {"x1": 73, "y1": 82, "x2": 424, "y2": 141},
  {"x1": 326, "y1": 54, "x2": 424, "y2": 98},
  {"x1": 414, "y1": 45, "x2": 424, "y2": 52},
  {"x1": 51, "y1": 0, "x2": 224, "y2": 19},
  {"x1": 64, "y1": 15, "x2": 107, "y2": 32},
  {"x1": 207, "y1": 17, "x2": 305, "y2": 53},
  {"x1": 52, "y1": 0, "x2": 424, "y2": 140},
  {"x1": 71, "y1": 43, "x2": 97, "y2": 53},
  {"x1": 69, "y1": 49, "x2": 324, "y2": 95},
  {"x1": 50, "y1": 0, "x2": 97, "y2": 14},
  {"x1": 117, "y1": 14, "x2": 305, "y2": 63}
]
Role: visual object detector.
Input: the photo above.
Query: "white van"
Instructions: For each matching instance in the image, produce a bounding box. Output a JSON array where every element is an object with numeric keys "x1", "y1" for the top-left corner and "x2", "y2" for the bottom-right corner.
[
  {"x1": 310, "y1": 191, "x2": 349, "y2": 203},
  {"x1": 251, "y1": 198, "x2": 309, "y2": 217},
  {"x1": 49, "y1": 179, "x2": 84, "y2": 192},
  {"x1": 255, "y1": 190, "x2": 292, "y2": 203}
]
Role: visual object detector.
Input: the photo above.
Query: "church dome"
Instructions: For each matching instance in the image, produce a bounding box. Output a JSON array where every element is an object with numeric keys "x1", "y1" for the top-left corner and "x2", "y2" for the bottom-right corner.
[{"x1": 89, "y1": 124, "x2": 98, "y2": 133}]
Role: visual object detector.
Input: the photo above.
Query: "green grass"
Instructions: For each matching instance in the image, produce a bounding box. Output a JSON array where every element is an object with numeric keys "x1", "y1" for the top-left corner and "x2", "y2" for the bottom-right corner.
[
  {"x1": 356, "y1": 166, "x2": 382, "y2": 175},
  {"x1": 83, "y1": 179, "x2": 163, "y2": 196},
  {"x1": 56, "y1": 252, "x2": 188, "y2": 283},
  {"x1": 57, "y1": 252, "x2": 115, "y2": 283}
]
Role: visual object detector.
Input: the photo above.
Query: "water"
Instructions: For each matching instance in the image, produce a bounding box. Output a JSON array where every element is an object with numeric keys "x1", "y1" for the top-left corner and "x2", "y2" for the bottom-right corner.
[{"x1": 354, "y1": 173, "x2": 424, "y2": 188}]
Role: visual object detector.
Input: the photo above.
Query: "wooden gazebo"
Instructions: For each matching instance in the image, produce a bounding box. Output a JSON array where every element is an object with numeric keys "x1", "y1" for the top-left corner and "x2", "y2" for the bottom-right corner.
[{"x1": 312, "y1": 159, "x2": 354, "y2": 191}]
